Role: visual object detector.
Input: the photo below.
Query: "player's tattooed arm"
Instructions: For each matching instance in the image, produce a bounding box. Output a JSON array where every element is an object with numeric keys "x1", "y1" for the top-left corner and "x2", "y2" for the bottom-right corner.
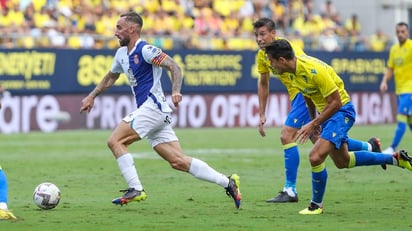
[
  {"x1": 160, "y1": 54, "x2": 183, "y2": 107},
  {"x1": 90, "y1": 72, "x2": 120, "y2": 98},
  {"x1": 160, "y1": 55, "x2": 182, "y2": 93}
]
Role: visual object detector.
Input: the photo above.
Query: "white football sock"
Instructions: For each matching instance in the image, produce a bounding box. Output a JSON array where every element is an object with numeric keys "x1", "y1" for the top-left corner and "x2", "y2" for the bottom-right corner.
[
  {"x1": 0, "y1": 202, "x2": 7, "y2": 210},
  {"x1": 284, "y1": 187, "x2": 296, "y2": 197},
  {"x1": 367, "y1": 143, "x2": 372, "y2": 151},
  {"x1": 117, "y1": 153, "x2": 143, "y2": 191},
  {"x1": 189, "y1": 158, "x2": 229, "y2": 187}
]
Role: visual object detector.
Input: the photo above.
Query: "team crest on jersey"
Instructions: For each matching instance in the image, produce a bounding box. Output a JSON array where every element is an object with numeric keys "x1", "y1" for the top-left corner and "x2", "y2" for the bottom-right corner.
[{"x1": 133, "y1": 54, "x2": 139, "y2": 64}]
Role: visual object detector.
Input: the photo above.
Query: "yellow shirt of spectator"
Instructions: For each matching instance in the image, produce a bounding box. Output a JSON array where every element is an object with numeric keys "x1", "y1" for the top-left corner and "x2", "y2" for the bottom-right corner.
[
  {"x1": 293, "y1": 55, "x2": 350, "y2": 112},
  {"x1": 387, "y1": 38, "x2": 412, "y2": 94},
  {"x1": 256, "y1": 37, "x2": 304, "y2": 101}
]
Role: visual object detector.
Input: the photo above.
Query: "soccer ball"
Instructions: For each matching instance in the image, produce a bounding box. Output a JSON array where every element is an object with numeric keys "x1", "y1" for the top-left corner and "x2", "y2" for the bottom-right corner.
[{"x1": 33, "y1": 182, "x2": 61, "y2": 210}]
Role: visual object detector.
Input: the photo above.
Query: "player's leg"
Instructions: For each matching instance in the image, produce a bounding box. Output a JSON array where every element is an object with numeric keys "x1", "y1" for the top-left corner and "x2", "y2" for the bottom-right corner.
[
  {"x1": 267, "y1": 93, "x2": 309, "y2": 203},
  {"x1": 347, "y1": 137, "x2": 382, "y2": 152},
  {"x1": 347, "y1": 137, "x2": 385, "y2": 169},
  {"x1": 300, "y1": 103, "x2": 355, "y2": 215},
  {"x1": 0, "y1": 166, "x2": 16, "y2": 220},
  {"x1": 266, "y1": 125, "x2": 300, "y2": 203},
  {"x1": 328, "y1": 104, "x2": 412, "y2": 171},
  {"x1": 150, "y1": 111, "x2": 241, "y2": 208},
  {"x1": 383, "y1": 94, "x2": 412, "y2": 153},
  {"x1": 110, "y1": 109, "x2": 149, "y2": 205},
  {"x1": 298, "y1": 138, "x2": 331, "y2": 215},
  {"x1": 383, "y1": 114, "x2": 407, "y2": 154},
  {"x1": 154, "y1": 140, "x2": 241, "y2": 208}
]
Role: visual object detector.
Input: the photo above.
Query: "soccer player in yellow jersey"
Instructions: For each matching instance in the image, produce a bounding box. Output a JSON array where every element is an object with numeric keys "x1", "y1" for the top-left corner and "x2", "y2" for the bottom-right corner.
[
  {"x1": 253, "y1": 18, "x2": 382, "y2": 203},
  {"x1": 265, "y1": 39, "x2": 412, "y2": 215},
  {"x1": 380, "y1": 22, "x2": 412, "y2": 154}
]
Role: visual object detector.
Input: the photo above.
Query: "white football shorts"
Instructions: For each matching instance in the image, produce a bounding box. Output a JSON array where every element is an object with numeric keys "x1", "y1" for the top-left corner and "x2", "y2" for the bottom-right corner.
[{"x1": 122, "y1": 99, "x2": 178, "y2": 147}]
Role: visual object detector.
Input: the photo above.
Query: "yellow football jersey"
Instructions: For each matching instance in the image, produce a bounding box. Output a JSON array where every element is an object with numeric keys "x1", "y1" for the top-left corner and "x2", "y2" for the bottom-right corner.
[
  {"x1": 292, "y1": 55, "x2": 350, "y2": 112},
  {"x1": 388, "y1": 39, "x2": 412, "y2": 94},
  {"x1": 256, "y1": 37, "x2": 305, "y2": 101}
]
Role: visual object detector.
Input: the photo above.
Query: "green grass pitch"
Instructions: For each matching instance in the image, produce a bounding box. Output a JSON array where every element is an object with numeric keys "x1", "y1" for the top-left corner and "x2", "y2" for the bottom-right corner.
[{"x1": 1, "y1": 125, "x2": 411, "y2": 231}]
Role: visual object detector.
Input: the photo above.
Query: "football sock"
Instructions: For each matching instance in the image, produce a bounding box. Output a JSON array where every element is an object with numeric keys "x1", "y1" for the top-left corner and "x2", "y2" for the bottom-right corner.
[
  {"x1": 189, "y1": 158, "x2": 229, "y2": 187},
  {"x1": 311, "y1": 163, "x2": 327, "y2": 204},
  {"x1": 283, "y1": 143, "x2": 299, "y2": 194},
  {"x1": 284, "y1": 187, "x2": 296, "y2": 197},
  {"x1": 348, "y1": 151, "x2": 393, "y2": 168},
  {"x1": 347, "y1": 138, "x2": 369, "y2": 151},
  {"x1": 391, "y1": 120, "x2": 406, "y2": 149},
  {"x1": 0, "y1": 167, "x2": 8, "y2": 208},
  {"x1": 116, "y1": 153, "x2": 143, "y2": 191}
]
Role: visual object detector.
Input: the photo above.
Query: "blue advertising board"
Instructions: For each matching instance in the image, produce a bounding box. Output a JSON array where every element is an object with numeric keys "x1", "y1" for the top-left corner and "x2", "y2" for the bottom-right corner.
[{"x1": 0, "y1": 48, "x2": 391, "y2": 95}]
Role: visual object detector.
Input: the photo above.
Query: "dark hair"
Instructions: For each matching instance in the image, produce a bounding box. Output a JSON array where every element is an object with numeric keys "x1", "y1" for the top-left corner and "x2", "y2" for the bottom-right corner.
[
  {"x1": 120, "y1": 11, "x2": 143, "y2": 28},
  {"x1": 397, "y1": 22, "x2": 409, "y2": 29},
  {"x1": 252, "y1": 17, "x2": 276, "y2": 31},
  {"x1": 265, "y1": 39, "x2": 295, "y2": 60}
]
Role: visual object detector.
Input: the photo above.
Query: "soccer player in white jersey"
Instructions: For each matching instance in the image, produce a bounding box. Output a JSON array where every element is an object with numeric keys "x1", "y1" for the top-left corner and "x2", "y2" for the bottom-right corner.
[{"x1": 80, "y1": 11, "x2": 241, "y2": 208}]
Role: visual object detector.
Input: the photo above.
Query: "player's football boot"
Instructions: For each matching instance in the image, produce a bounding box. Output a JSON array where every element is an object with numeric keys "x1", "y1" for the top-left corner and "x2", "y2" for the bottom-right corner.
[
  {"x1": 368, "y1": 137, "x2": 386, "y2": 170},
  {"x1": 0, "y1": 209, "x2": 17, "y2": 220},
  {"x1": 266, "y1": 191, "x2": 298, "y2": 203},
  {"x1": 299, "y1": 202, "x2": 324, "y2": 215},
  {"x1": 225, "y1": 174, "x2": 241, "y2": 209},
  {"x1": 394, "y1": 150, "x2": 412, "y2": 170},
  {"x1": 111, "y1": 188, "x2": 147, "y2": 206}
]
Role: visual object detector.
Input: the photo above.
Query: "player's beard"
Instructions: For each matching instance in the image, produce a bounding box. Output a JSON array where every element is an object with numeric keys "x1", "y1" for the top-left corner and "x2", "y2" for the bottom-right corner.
[{"x1": 119, "y1": 36, "x2": 130, "y2": 46}]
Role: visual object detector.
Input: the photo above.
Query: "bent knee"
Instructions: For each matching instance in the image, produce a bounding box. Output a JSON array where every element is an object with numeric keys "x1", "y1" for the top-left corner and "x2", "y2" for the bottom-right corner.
[
  {"x1": 107, "y1": 137, "x2": 115, "y2": 150},
  {"x1": 280, "y1": 130, "x2": 296, "y2": 144},
  {"x1": 309, "y1": 154, "x2": 324, "y2": 166}
]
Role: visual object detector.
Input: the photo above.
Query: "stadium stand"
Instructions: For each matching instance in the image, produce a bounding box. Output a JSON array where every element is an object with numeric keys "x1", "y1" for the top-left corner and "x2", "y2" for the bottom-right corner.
[{"x1": 0, "y1": 0, "x2": 392, "y2": 51}]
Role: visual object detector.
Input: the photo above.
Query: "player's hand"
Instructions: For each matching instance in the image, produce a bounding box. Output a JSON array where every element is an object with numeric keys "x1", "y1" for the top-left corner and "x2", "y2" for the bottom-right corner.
[
  {"x1": 295, "y1": 122, "x2": 315, "y2": 144},
  {"x1": 80, "y1": 95, "x2": 95, "y2": 113},
  {"x1": 258, "y1": 117, "x2": 266, "y2": 137},
  {"x1": 380, "y1": 81, "x2": 387, "y2": 93},
  {"x1": 171, "y1": 92, "x2": 182, "y2": 108}
]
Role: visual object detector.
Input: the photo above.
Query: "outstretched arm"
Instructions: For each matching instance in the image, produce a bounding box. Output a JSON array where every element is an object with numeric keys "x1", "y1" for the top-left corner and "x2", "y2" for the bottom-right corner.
[{"x1": 80, "y1": 71, "x2": 120, "y2": 113}]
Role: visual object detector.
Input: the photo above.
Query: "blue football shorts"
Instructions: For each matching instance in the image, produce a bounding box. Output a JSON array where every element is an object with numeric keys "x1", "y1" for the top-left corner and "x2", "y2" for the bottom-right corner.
[
  {"x1": 320, "y1": 102, "x2": 356, "y2": 150},
  {"x1": 397, "y1": 94, "x2": 412, "y2": 116},
  {"x1": 284, "y1": 93, "x2": 311, "y2": 129}
]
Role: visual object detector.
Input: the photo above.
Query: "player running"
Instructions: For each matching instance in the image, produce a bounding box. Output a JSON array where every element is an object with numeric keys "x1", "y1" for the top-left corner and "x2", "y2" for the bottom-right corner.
[
  {"x1": 265, "y1": 39, "x2": 412, "y2": 215},
  {"x1": 80, "y1": 11, "x2": 241, "y2": 209},
  {"x1": 253, "y1": 17, "x2": 383, "y2": 203}
]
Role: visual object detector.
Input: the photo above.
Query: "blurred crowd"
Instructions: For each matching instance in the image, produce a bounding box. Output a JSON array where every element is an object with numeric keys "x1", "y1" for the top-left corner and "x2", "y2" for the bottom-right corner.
[{"x1": 0, "y1": 0, "x2": 392, "y2": 51}]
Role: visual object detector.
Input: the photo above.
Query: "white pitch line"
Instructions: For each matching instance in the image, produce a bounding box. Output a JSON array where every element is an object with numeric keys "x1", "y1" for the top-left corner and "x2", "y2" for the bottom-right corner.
[{"x1": 131, "y1": 148, "x2": 291, "y2": 159}]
